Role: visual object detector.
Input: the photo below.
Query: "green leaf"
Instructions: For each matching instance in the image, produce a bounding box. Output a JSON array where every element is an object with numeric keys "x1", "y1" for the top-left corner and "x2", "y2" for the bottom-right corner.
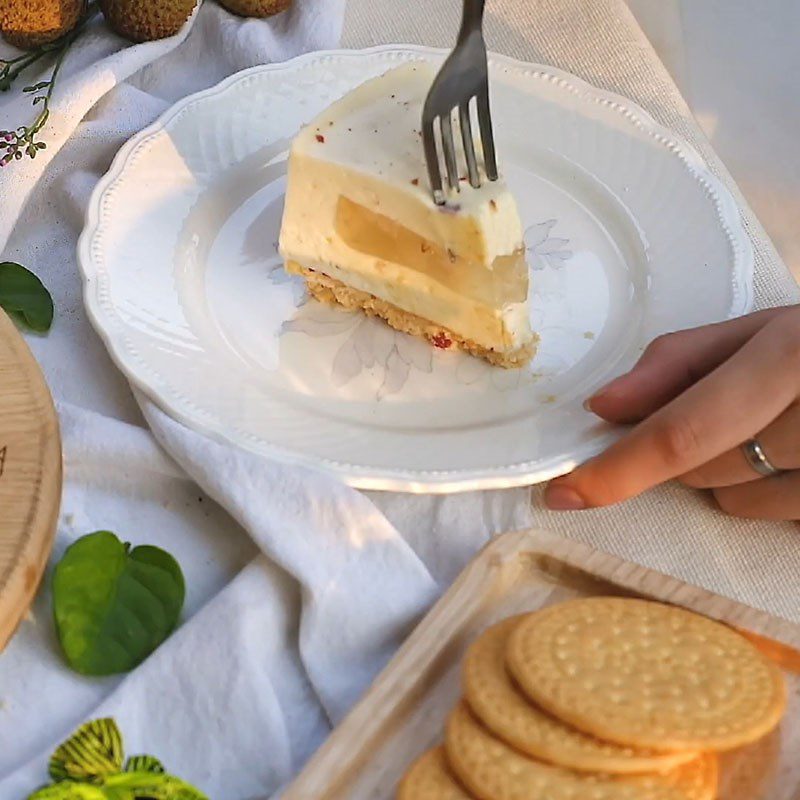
[
  {"x1": 103, "y1": 772, "x2": 208, "y2": 800},
  {"x1": 53, "y1": 532, "x2": 186, "y2": 676},
  {"x1": 0, "y1": 261, "x2": 53, "y2": 333},
  {"x1": 49, "y1": 718, "x2": 123, "y2": 782},
  {"x1": 124, "y1": 754, "x2": 164, "y2": 774}
]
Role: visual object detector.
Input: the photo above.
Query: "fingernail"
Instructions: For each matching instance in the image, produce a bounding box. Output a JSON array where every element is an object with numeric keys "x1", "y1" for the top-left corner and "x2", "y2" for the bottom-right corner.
[
  {"x1": 583, "y1": 387, "x2": 608, "y2": 413},
  {"x1": 544, "y1": 484, "x2": 587, "y2": 511},
  {"x1": 584, "y1": 375, "x2": 626, "y2": 412}
]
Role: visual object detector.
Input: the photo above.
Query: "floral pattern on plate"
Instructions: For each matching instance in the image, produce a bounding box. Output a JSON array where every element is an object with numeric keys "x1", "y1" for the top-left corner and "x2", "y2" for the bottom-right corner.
[{"x1": 280, "y1": 220, "x2": 571, "y2": 398}]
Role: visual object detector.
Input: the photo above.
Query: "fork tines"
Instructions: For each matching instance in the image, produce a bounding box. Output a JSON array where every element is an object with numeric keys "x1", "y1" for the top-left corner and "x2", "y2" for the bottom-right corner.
[{"x1": 423, "y1": 84, "x2": 498, "y2": 206}]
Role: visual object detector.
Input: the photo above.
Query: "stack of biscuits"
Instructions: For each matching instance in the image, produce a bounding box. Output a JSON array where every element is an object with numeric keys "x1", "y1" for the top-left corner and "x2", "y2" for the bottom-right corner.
[{"x1": 397, "y1": 597, "x2": 786, "y2": 800}]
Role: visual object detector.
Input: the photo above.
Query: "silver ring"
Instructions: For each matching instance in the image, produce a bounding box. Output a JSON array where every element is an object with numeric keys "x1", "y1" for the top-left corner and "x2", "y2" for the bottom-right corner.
[{"x1": 741, "y1": 438, "x2": 782, "y2": 477}]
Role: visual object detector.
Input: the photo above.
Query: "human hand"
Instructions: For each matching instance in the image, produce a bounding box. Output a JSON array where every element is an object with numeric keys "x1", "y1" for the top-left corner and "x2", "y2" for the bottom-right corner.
[{"x1": 544, "y1": 305, "x2": 800, "y2": 520}]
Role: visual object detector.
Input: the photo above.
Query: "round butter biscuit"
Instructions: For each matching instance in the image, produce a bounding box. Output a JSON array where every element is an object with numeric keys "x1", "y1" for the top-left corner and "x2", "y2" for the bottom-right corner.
[
  {"x1": 397, "y1": 747, "x2": 472, "y2": 800},
  {"x1": 464, "y1": 617, "x2": 699, "y2": 773},
  {"x1": 507, "y1": 597, "x2": 786, "y2": 751},
  {"x1": 445, "y1": 702, "x2": 716, "y2": 800}
]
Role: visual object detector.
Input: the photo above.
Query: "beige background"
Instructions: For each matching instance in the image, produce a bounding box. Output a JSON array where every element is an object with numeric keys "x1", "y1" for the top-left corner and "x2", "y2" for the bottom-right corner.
[{"x1": 627, "y1": 0, "x2": 800, "y2": 281}]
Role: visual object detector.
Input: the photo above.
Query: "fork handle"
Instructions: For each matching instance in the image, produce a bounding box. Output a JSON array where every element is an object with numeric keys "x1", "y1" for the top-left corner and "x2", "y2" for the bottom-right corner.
[{"x1": 458, "y1": 0, "x2": 486, "y2": 41}]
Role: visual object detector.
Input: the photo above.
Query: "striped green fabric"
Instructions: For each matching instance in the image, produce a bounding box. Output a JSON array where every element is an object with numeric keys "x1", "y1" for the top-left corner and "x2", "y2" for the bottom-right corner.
[
  {"x1": 124, "y1": 754, "x2": 164, "y2": 774},
  {"x1": 48, "y1": 719, "x2": 123, "y2": 782},
  {"x1": 29, "y1": 774, "x2": 207, "y2": 799},
  {"x1": 103, "y1": 772, "x2": 208, "y2": 799},
  {"x1": 28, "y1": 783, "x2": 107, "y2": 799},
  {"x1": 31, "y1": 718, "x2": 207, "y2": 800}
]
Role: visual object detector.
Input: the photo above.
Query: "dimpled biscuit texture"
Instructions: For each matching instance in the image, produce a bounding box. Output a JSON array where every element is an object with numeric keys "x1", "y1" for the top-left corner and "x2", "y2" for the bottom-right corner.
[
  {"x1": 507, "y1": 597, "x2": 786, "y2": 751},
  {"x1": 444, "y1": 702, "x2": 706, "y2": 800},
  {"x1": 463, "y1": 616, "x2": 699, "y2": 773},
  {"x1": 397, "y1": 747, "x2": 472, "y2": 800}
]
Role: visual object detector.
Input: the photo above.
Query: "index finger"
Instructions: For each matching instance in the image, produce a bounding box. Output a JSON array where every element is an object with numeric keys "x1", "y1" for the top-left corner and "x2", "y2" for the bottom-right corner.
[
  {"x1": 588, "y1": 307, "x2": 786, "y2": 424},
  {"x1": 545, "y1": 312, "x2": 800, "y2": 509}
]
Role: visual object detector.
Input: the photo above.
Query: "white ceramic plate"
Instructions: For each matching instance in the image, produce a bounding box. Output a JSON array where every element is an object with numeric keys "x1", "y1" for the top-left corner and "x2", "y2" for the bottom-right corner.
[{"x1": 79, "y1": 45, "x2": 753, "y2": 493}]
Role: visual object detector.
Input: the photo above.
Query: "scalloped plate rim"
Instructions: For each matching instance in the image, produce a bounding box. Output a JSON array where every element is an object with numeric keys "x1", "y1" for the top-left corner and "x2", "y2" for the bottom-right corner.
[{"x1": 77, "y1": 44, "x2": 754, "y2": 493}]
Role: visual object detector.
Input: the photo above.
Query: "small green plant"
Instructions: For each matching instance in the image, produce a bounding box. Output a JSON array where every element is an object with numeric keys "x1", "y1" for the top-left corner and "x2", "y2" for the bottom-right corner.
[{"x1": 0, "y1": 3, "x2": 99, "y2": 166}]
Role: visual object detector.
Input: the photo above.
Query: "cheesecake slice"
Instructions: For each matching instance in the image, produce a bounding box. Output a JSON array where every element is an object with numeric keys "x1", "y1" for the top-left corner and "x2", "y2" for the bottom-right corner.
[{"x1": 278, "y1": 62, "x2": 536, "y2": 368}]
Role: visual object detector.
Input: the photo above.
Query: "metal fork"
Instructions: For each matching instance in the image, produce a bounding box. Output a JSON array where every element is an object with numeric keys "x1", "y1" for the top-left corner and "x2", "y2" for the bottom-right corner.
[{"x1": 422, "y1": 0, "x2": 498, "y2": 206}]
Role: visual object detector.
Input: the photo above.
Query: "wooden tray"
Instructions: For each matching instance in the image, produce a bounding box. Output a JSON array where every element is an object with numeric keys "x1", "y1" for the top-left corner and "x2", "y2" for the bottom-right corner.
[
  {"x1": 0, "y1": 309, "x2": 61, "y2": 650},
  {"x1": 284, "y1": 529, "x2": 800, "y2": 800}
]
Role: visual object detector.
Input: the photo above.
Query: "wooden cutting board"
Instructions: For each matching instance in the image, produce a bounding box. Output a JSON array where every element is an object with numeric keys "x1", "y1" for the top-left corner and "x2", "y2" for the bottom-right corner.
[{"x1": 0, "y1": 308, "x2": 61, "y2": 650}]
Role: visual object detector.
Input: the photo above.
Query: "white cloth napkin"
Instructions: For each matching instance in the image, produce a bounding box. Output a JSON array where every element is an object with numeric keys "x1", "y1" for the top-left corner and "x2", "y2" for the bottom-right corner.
[
  {"x1": 0, "y1": 0, "x2": 341, "y2": 250},
  {"x1": 0, "y1": 401, "x2": 441, "y2": 798},
  {"x1": 0, "y1": 3, "x2": 468, "y2": 798}
]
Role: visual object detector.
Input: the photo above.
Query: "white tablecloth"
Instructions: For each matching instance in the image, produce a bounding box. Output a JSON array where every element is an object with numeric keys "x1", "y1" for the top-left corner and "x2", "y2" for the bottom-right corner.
[{"x1": 1, "y1": 0, "x2": 799, "y2": 797}]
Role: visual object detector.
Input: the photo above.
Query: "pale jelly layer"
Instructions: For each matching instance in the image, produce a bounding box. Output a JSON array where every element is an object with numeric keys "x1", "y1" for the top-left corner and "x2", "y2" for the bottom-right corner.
[{"x1": 282, "y1": 202, "x2": 530, "y2": 352}]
